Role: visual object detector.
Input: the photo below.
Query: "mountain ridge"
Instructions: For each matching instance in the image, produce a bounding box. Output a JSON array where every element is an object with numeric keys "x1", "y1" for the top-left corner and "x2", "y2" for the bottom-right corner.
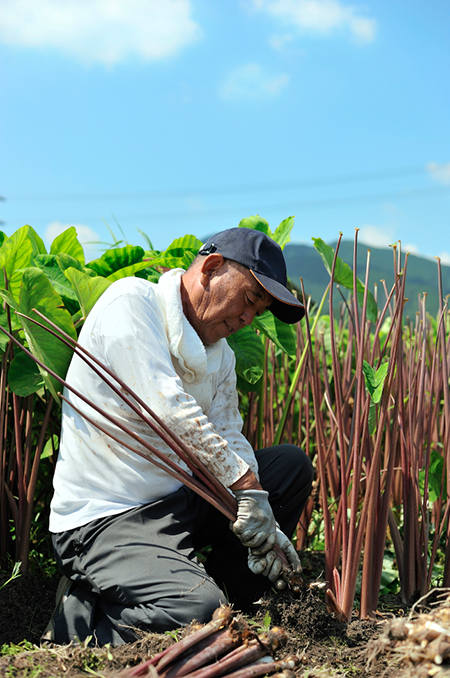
[{"x1": 284, "y1": 240, "x2": 450, "y2": 318}]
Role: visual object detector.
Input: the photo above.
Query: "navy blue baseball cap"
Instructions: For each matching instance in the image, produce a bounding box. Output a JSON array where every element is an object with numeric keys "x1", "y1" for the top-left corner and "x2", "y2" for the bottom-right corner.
[{"x1": 198, "y1": 227, "x2": 305, "y2": 324}]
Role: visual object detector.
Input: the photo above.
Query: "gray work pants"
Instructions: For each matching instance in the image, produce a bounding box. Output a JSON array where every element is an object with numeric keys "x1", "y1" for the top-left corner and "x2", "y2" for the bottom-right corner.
[{"x1": 51, "y1": 445, "x2": 313, "y2": 645}]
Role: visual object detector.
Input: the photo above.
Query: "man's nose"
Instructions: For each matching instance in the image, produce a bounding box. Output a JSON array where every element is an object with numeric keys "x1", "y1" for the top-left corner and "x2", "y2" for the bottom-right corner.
[{"x1": 239, "y1": 309, "x2": 256, "y2": 326}]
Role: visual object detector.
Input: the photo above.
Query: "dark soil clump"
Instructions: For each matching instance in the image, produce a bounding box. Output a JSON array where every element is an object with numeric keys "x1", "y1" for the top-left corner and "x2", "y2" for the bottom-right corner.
[
  {"x1": 0, "y1": 569, "x2": 59, "y2": 647},
  {"x1": 258, "y1": 588, "x2": 347, "y2": 641},
  {"x1": 253, "y1": 588, "x2": 387, "y2": 676}
]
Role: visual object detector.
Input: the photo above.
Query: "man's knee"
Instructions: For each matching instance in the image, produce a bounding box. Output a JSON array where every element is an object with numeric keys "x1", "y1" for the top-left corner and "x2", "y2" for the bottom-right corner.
[{"x1": 165, "y1": 579, "x2": 227, "y2": 627}]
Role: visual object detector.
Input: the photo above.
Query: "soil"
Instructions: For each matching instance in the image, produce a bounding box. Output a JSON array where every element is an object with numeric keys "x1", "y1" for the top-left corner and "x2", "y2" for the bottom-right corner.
[{"x1": 1, "y1": 557, "x2": 450, "y2": 678}]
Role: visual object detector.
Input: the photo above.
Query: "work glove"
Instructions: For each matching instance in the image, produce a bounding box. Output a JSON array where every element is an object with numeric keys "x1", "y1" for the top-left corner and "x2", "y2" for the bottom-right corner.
[
  {"x1": 247, "y1": 527, "x2": 302, "y2": 590},
  {"x1": 231, "y1": 489, "x2": 277, "y2": 553}
]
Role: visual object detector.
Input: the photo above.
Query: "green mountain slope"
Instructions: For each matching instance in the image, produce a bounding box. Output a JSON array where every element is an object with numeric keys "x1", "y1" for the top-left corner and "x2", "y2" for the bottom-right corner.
[{"x1": 284, "y1": 240, "x2": 450, "y2": 318}]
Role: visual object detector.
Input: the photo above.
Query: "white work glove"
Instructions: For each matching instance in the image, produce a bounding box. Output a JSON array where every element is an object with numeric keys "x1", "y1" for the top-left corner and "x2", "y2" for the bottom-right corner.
[
  {"x1": 231, "y1": 489, "x2": 277, "y2": 553},
  {"x1": 248, "y1": 527, "x2": 302, "y2": 589}
]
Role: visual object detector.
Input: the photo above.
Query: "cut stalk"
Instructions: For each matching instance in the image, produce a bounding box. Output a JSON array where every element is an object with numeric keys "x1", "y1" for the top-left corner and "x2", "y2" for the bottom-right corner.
[
  {"x1": 18, "y1": 310, "x2": 234, "y2": 513},
  {"x1": 121, "y1": 607, "x2": 234, "y2": 678},
  {"x1": 1, "y1": 310, "x2": 296, "y2": 582},
  {"x1": 155, "y1": 607, "x2": 234, "y2": 673},
  {"x1": 182, "y1": 656, "x2": 299, "y2": 678},
  {"x1": 178, "y1": 629, "x2": 287, "y2": 678},
  {"x1": 161, "y1": 628, "x2": 243, "y2": 678},
  {"x1": 273, "y1": 283, "x2": 329, "y2": 446}
]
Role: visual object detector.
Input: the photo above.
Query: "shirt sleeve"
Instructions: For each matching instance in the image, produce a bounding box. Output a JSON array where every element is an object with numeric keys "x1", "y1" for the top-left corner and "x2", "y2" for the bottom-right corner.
[
  {"x1": 93, "y1": 286, "x2": 252, "y2": 488},
  {"x1": 207, "y1": 345, "x2": 259, "y2": 479}
]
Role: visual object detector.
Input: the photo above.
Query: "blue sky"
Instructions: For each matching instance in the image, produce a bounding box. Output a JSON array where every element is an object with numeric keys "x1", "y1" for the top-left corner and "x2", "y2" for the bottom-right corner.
[{"x1": 1, "y1": 0, "x2": 449, "y2": 262}]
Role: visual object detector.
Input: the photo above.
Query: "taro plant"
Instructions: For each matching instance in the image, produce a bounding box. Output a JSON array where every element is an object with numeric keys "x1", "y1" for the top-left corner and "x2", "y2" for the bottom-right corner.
[
  {"x1": 239, "y1": 227, "x2": 450, "y2": 619},
  {"x1": 297, "y1": 234, "x2": 450, "y2": 618}
]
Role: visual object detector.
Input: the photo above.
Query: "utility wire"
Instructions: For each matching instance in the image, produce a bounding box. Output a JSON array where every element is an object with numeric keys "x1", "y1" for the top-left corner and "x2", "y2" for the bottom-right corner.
[
  {"x1": 122, "y1": 185, "x2": 450, "y2": 221},
  {"x1": 3, "y1": 184, "x2": 449, "y2": 228},
  {"x1": 5, "y1": 164, "x2": 430, "y2": 202}
]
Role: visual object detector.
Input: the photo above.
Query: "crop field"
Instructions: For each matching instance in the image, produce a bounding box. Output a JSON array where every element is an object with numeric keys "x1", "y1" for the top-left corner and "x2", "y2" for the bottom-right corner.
[{"x1": 1, "y1": 217, "x2": 449, "y2": 677}]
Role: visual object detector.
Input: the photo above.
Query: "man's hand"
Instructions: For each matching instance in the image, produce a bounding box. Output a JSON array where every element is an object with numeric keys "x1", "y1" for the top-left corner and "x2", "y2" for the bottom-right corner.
[
  {"x1": 247, "y1": 528, "x2": 302, "y2": 589},
  {"x1": 231, "y1": 488, "x2": 277, "y2": 553}
]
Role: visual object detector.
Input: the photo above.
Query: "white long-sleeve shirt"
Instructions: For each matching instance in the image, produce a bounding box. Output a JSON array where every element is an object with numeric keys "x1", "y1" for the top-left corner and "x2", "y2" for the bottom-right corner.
[{"x1": 49, "y1": 269, "x2": 258, "y2": 533}]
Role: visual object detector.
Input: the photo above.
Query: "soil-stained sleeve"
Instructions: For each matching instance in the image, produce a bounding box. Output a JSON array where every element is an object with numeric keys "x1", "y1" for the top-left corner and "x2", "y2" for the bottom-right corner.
[
  {"x1": 207, "y1": 345, "x2": 259, "y2": 479},
  {"x1": 95, "y1": 286, "x2": 251, "y2": 488}
]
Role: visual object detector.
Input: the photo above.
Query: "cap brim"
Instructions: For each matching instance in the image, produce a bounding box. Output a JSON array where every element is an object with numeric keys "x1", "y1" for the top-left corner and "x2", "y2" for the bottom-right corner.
[{"x1": 250, "y1": 271, "x2": 305, "y2": 324}]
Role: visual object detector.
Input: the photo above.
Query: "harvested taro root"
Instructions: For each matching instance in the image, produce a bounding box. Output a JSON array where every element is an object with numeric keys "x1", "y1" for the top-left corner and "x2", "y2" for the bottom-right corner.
[{"x1": 366, "y1": 590, "x2": 450, "y2": 675}]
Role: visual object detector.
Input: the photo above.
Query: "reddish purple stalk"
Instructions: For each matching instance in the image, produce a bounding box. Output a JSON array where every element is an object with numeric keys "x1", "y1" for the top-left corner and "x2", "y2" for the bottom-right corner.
[
  {"x1": 121, "y1": 607, "x2": 234, "y2": 678},
  {"x1": 160, "y1": 629, "x2": 242, "y2": 678},
  {"x1": 181, "y1": 629, "x2": 286, "y2": 678},
  {"x1": 184, "y1": 656, "x2": 299, "y2": 678},
  {"x1": 18, "y1": 309, "x2": 234, "y2": 513},
  {"x1": 3, "y1": 309, "x2": 296, "y2": 581}
]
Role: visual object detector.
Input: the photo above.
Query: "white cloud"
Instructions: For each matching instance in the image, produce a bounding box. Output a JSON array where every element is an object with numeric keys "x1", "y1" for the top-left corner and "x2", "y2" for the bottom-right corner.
[
  {"x1": 426, "y1": 162, "x2": 450, "y2": 186},
  {"x1": 438, "y1": 251, "x2": 450, "y2": 266},
  {"x1": 403, "y1": 242, "x2": 419, "y2": 255},
  {"x1": 249, "y1": 0, "x2": 377, "y2": 45},
  {"x1": 218, "y1": 63, "x2": 289, "y2": 101},
  {"x1": 45, "y1": 221, "x2": 102, "y2": 261},
  {"x1": 0, "y1": 0, "x2": 201, "y2": 65},
  {"x1": 268, "y1": 32, "x2": 295, "y2": 50},
  {"x1": 358, "y1": 225, "x2": 395, "y2": 249}
]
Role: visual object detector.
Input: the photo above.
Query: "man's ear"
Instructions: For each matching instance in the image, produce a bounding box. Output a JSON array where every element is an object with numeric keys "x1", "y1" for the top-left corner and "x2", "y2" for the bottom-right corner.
[{"x1": 199, "y1": 254, "x2": 225, "y2": 286}]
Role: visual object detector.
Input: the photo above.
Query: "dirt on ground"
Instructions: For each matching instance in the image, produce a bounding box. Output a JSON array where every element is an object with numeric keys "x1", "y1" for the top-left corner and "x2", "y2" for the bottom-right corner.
[{"x1": 2, "y1": 556, "x2": 450, "y2": 678}]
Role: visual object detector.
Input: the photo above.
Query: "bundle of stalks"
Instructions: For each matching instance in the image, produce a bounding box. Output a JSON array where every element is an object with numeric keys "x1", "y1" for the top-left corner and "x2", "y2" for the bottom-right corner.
[
  {"x1": 116, "y1": 605, "x2": 299, "y2": 678},
  {"x1": 0, "y1": 310, "x2": 303, "y2": 592}
]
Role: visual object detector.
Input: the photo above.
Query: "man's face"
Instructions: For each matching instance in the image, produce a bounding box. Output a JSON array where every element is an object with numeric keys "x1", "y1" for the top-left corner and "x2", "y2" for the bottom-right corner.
[{"x1": 184, "y1": 256, "x2": 273, "y2": 345}]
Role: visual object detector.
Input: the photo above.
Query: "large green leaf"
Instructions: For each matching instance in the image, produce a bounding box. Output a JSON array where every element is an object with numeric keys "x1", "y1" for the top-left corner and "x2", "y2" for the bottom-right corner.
[
  {"x1": 87, "y1": 245, "x2": 145, "y2": 277},
  {"x1": 136, "y1": 267, "x2": 161, "y2": 283},
  {"x1": 167, "y1": 235, "x2": 203, "y2": 251},
  {"x1": 107, "y1": 261, "x2": 155, "y2": 281},
  {"x1": 0, "y1": 309, "x2": 13, "y2": 354},
  {"x1": 312, "y1": 237, "x2": 378, "y2": 322},
  {"x1": 227, "y1": 325, "x2": 264, "y2": 384},
  {"x1": 419, "y1": 449, "x2": 445, "y2": 503},
  {"x1": 0, "y1": 225, "x2": 47, "y2": 301},
  {"x1": 272, "y1": 216, "x2": 294, "y2": 250},
  {"x1": 146, "y1": 248, "x2": 197, "y2": 271},
  {"x1": 41, "y1": 434, "x2": 59, "y2": 460},
  {"x1": 236, "y1": 214, "x2": 293, "y2": 250},
  {"x1": 362, "y1": 358, "x2": 389, "y2": 436},
  {"x1": 145, "y1": 235, "x2": 202, "y2": 271},
  {"x1": 1, "y1": 268, "x2": 77, "y2": 399},
  {"x1": 362, "y1": 359, "x2": 389, "y2": 404},
  {"x1": 56, "y1": 253, "x2": 97, "y2": 276},
  {"x1": 8, "y1": 351, "x2": 45, "y2": 396},
  {"x1": 253, "y1": 311, "x2": 297, "y2": 357},
  {"x1": 49, "y1": 226, "x2": 85, "y2": 265},
  {"x1": 238, "y1": 216, "x2": 272, "y2": 237},
  {"x1": 34, "y1": 254, "x2": 79, "y2": 302},
  {"x1": 64, "y1": 267, "x2": 112, "y2": 318},
  {"x1": 26, "y1": 226, "x2": 47, "y2": 258}
]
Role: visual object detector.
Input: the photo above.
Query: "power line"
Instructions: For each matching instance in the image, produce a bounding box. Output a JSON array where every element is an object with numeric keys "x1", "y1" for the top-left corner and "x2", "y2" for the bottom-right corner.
[
  {"x1": 3, "y1": 184, "x2": 449, "y2": 227},
  {"x1": 124, "y1": 185, "x2": 450, "y2": 220},
  {"x1": 4, "y1": 164, "x2": 430, "y2": 202}
]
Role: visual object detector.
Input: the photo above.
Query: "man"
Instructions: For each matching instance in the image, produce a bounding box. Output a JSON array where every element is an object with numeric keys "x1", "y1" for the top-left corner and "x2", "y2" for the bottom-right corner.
[{"x1": 45, "y1": 227, "x2": 313, "y2": 645}]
